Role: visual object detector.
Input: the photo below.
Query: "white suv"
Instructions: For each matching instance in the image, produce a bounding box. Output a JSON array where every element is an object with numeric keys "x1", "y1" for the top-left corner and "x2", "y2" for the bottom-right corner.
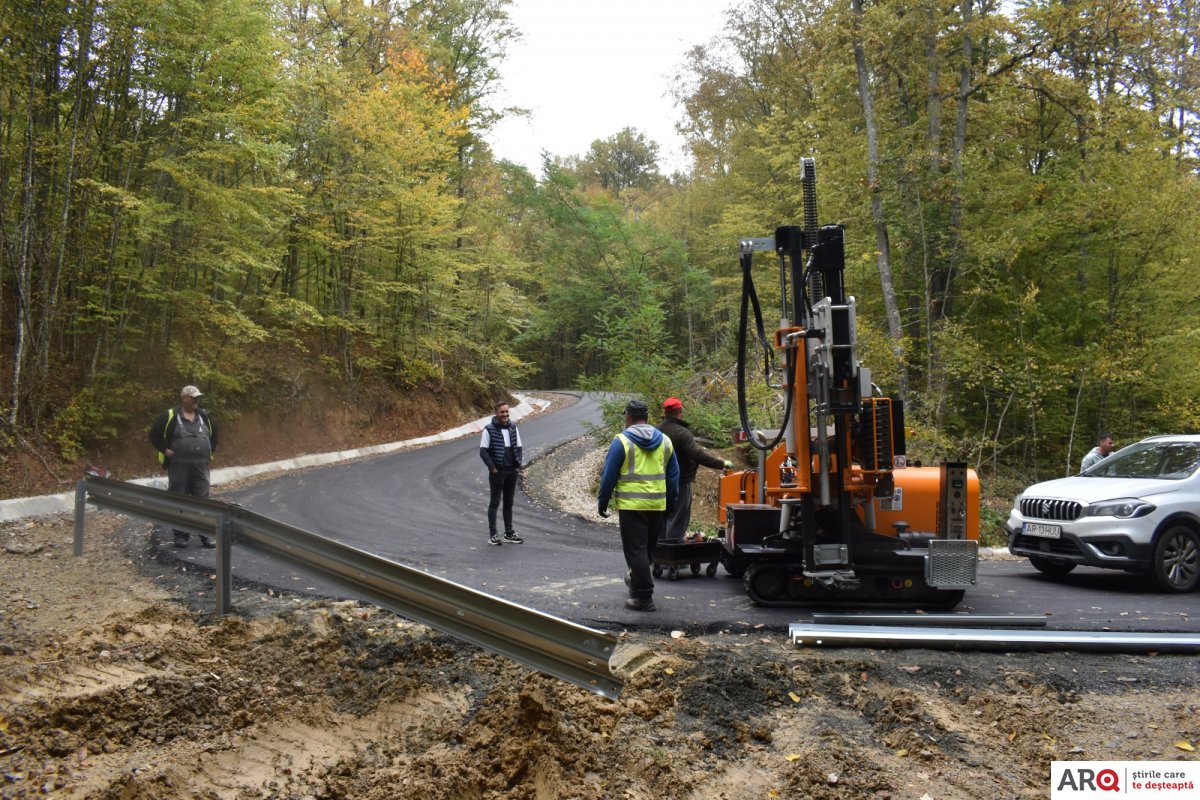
[{"x1": 1006, "y1": 435, "x2": 1200, "y2": 593}]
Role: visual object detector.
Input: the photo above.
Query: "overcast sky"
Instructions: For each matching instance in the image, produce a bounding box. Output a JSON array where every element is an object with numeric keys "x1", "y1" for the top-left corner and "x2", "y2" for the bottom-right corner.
[{"x1": 485, "y1": 0, "x2": 734, "y2": 176}]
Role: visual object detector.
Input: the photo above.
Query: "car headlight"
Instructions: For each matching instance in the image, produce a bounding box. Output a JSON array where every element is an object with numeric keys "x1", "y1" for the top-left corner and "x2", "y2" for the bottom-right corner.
[{"x1": 1085, "y1": 498, "x2": 1156, "y2": 518}]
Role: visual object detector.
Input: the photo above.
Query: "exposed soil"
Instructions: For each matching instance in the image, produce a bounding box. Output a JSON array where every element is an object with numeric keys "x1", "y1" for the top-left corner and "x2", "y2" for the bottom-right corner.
[{"x1": 2, "y1": 395, "x2": 1198, "y2": 800}]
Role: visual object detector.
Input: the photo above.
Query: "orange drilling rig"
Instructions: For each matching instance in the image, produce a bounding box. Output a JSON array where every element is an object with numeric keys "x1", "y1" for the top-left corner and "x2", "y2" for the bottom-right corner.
[{"x1": 716, "y1": 159, "x2": 979, "y2": 607}]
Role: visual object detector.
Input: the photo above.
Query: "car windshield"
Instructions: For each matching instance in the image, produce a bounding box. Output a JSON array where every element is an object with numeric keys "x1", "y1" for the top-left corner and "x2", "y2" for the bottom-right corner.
[{"x1": 1085, "y1": 441, "x2": 1200, "y2": 479}]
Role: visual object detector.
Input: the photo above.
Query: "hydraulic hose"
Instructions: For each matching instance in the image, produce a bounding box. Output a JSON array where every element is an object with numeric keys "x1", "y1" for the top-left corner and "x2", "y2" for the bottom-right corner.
[{"x1": 736, "y1": 249, "x2": 792, "y2": 453}]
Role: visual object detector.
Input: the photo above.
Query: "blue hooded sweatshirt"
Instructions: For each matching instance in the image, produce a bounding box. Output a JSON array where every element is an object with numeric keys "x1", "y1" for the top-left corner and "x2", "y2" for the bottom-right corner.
[{"x1": 597, "y1": 423, "x2": 680, "y2": 514}]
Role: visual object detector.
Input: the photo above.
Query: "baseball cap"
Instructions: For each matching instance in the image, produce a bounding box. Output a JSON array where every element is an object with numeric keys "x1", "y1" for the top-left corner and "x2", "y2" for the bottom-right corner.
[
  {"x1": 624, "y1": 399, "x2": 649, "y2": 417},
  {"x1": 663, "y1": 397, "x2": 683, "y2": 412},
  {"x1": 181, "y1": 385, "x2": 203, "y2": 398}
]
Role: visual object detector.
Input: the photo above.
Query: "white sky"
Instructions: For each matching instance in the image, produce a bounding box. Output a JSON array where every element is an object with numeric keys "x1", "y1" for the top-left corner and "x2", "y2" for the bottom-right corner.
[{"x1": 486, "y1": 0, "x2": 733, "y2": 176}]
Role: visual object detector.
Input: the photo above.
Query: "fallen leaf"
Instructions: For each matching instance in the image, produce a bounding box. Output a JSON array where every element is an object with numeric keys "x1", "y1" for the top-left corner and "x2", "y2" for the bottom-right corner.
[
  {"x1": 786, "y1": 754, "x2": 802, "y2": 762},
  {"x1": 664, "y1": 668, "x2": 674, "y2": 676},
  {"x1": 670, "y1": 630, "x2": 685, "y2": 639},
  {"x1": 788, "y1": 692, "x2": 801, "y2": 703},
  {"x1": 896, "y1": 748, "x2": 908, "y2": 757},
  {"x1": 1176, "y1": 741, "x2": 1195, "y2": 752},
  {"x1": 900, "y1": 665, "x2": 922, "y2": 673},
  {"x1": 1008, "y1": 731, "x2": 1016, "y2": 742}
]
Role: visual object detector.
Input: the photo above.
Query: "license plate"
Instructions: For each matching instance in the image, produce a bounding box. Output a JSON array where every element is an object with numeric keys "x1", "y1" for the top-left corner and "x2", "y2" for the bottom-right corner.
[{"x1": 1024, "y1": 522, "x2": 1061, "y2": 539}]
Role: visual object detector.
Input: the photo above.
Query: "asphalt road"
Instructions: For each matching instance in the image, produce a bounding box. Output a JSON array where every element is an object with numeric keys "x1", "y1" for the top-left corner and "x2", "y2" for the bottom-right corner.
[{"x1": 167, "y1": 395, "x2": 1198, "y2": 634}]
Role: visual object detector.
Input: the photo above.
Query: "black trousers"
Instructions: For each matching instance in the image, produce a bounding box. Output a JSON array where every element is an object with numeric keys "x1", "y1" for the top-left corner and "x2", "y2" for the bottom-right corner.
[
  {"x1": 619, "y1": 509, "x2": 666, "y2": 599},
  {"x1": 487, "y1": 469, "x2": 518, "y2": 535},
  {"x1": 167, "y1": 459, "x2": 211, "y2": 541},
  {"x1": 663, "y1": 481, "x2": 695, "y2": 540}
]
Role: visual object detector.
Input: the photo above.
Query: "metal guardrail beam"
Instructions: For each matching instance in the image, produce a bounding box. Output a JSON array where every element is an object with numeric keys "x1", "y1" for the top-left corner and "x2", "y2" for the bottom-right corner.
[
  {"x1": 78, "y1": 476, "x2": 623, "y2": 699},
  {"x1": 810, "y1": 613, "x2": 1049, "y2": 628},
  {"x1": 790, "y1": 623, "x2": 1200, "y2": 654}
]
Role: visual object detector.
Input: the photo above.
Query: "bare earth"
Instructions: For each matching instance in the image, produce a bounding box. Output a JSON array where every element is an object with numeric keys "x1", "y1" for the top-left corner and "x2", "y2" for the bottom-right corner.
[{"x1": 2, "y1": 397, "x2": 1197, "y2": 799}]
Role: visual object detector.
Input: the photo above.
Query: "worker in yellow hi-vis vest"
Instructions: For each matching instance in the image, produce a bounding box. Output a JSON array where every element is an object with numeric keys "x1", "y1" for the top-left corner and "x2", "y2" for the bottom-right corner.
[{"x1": 597, "y1": 399, "x2": 680, "y2": 613}]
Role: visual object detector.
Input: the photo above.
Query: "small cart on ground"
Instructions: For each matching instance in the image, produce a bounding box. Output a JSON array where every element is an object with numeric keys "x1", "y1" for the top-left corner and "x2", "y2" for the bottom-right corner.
[{"x1": 651, "y1": 536, "x2": 723, "y2": 581}]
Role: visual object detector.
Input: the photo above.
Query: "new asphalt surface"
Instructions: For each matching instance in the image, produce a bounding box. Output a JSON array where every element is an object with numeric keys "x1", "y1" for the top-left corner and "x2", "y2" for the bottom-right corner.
[{"x1": 154, "y1": 394, "x2": 1197, "y2": 634}]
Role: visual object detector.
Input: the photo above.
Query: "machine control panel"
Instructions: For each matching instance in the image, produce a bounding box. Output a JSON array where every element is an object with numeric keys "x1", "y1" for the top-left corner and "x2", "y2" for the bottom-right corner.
[{"x1": 939, "y1": 462, "x2": 970, "y2": 540}]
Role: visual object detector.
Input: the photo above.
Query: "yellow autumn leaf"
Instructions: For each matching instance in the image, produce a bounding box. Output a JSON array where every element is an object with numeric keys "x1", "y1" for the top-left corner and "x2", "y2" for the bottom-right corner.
[
  {"x1": 1176, "y1": 741, "x2": 1195, "y2": 752},
  {"x1": 1008, "y1": 731, "x2": 1017, "y2": 742},
  {"x1": 786, "y1": 754, "x2": 802, "y2": 762},
  {"x1": 788, "y1": 692, "x2": 801, "y2": 703},
  {"x1": 664, "y1": 668, "x2": 674, "y2": 675},
  {"x1": 896, "y1": 748, "x2": 908, "y2": 757}
]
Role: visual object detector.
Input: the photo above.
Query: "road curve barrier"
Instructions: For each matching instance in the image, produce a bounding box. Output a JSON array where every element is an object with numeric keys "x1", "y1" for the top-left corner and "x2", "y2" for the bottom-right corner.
[{"x1": 76, "y1": 476, "x2": 623, "y2": 699}]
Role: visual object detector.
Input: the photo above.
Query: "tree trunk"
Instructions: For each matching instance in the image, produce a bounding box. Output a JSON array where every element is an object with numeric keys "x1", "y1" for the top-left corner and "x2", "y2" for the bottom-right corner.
[
  {"x1": 39, "y1": 1, "x2": 95, "y2": 389},
  {"x1": 851, "y1": 0, "x2": 908, "y2": 403}
]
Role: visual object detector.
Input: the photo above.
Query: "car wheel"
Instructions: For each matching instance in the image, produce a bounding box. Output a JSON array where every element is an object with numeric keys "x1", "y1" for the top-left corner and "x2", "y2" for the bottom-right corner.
[
  {"x1": 1149, "y1": 525, "x2": 1200, "y2": 593},
  {"x1": 1029, "y1": 556, "x2": 1076, "y2": 577}
]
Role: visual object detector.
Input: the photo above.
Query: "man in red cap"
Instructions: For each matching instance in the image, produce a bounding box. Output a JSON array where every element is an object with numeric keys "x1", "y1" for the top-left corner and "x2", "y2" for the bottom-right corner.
[{"x1": 657, "y1": 397, "x2": 732, "y2": 540}]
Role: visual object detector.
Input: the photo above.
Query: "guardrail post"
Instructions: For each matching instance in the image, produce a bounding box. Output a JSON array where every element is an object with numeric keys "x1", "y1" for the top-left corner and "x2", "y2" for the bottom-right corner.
[
  {"x1": 74, "y1": 480, "x2": 86, "y2": 556},
  {"x1": 215, "y1": 514, "x2": 233, "y2": 616}
]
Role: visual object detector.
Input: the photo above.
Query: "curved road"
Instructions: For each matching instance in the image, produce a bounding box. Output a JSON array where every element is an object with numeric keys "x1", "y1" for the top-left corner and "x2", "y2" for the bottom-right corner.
[{"x1": 174, "y1": 395, "x2": 1197, "y2": 633}]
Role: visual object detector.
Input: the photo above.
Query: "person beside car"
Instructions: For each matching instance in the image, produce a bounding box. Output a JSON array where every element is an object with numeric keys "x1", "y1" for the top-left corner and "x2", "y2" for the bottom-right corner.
[{"x1": 1081, "y1": 433, "x2": 1115, "y2": 472}]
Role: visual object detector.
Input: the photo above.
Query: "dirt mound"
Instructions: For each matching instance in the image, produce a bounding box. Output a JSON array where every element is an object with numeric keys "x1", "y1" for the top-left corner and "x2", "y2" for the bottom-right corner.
[{"x1": 2, "y1": 396, "x2": 1198, "y2": 799}]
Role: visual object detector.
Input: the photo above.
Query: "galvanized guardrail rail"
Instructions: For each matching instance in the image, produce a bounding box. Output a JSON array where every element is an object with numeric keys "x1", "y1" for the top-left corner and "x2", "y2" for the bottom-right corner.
[
  {"x1": 75, "y1": 476, "x2": 623, "y2": 699},
  {"x1": 790, "y1": 623, "x2": 1200, "y2": 654}
]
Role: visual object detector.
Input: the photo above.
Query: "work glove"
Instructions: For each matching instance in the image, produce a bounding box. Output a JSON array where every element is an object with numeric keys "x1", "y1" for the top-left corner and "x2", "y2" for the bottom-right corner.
[
  {"x1": 598, "y1": 504, "x2": 610, "y2": 518},
  {"x1": 723, "y1": 460, "x2": 734, "y2": 470}
]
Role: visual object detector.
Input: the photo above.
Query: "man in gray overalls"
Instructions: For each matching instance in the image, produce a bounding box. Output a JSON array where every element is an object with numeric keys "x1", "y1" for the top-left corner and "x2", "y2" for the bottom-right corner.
[{"x1": 149, "y1": 385, "x2": 220, "y2": 548}]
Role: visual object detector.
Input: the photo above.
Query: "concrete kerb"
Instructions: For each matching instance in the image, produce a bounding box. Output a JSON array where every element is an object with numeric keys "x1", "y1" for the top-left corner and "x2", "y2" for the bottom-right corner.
[{"x1": 0, "y1": 393, "x2": 550, "y2": 523}]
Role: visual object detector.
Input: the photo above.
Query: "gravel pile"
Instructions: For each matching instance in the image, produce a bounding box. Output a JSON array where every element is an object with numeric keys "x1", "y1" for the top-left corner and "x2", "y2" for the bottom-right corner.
[{"x1": 527, "y1": 437, "x2": 619, "y2": 527}]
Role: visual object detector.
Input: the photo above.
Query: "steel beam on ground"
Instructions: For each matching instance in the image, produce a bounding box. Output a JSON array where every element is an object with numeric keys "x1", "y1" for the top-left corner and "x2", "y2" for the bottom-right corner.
[
  {"x1": 810, "y1": 613, "x2": 1048, "y2": 627},
  {"x1": 789, "y1": 623, "x2": 1200, "y2": 654}
]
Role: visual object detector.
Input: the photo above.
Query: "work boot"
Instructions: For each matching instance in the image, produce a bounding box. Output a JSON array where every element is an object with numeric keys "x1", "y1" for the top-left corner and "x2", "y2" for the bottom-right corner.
[
  {"x1": 624, "y1": 597, "x2": 656, "y2": 612},
  {"x1": 200, "y1": 536, "x2": 216, "y2": 549},
  {"x1": 488, "y1": 533, "x2": 502, "y2": 546},
  {"x1": 503, "y1": 532, "x2": 523, "y2": 544},
  {"x1": 173, "y1": 533, "x2": 189, "y2": 548}
]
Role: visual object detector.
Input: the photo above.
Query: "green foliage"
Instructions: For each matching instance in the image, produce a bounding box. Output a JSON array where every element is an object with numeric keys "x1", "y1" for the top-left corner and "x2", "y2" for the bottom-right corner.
[
  {"x1": 977, "y1": 504, "x2": 1010, "y2": 549},
  {"x1": 2, "y1": 0, "x2": 1198, "y2": 493},
  {"x1": 671, "y1": 0, "x2": 1200, "y2": 482},
  {"x1": 578, "y1": 128, "x2": 662, "y2": 193},
  {"x1": 51, "y1": 387, "x2": 129, "y2": 461}
]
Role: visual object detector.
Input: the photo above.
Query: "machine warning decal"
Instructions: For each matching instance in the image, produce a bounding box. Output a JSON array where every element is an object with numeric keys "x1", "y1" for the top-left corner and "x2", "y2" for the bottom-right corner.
[{"x1": 880, "y1": 487, "x2": 903, "y2": 511}]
